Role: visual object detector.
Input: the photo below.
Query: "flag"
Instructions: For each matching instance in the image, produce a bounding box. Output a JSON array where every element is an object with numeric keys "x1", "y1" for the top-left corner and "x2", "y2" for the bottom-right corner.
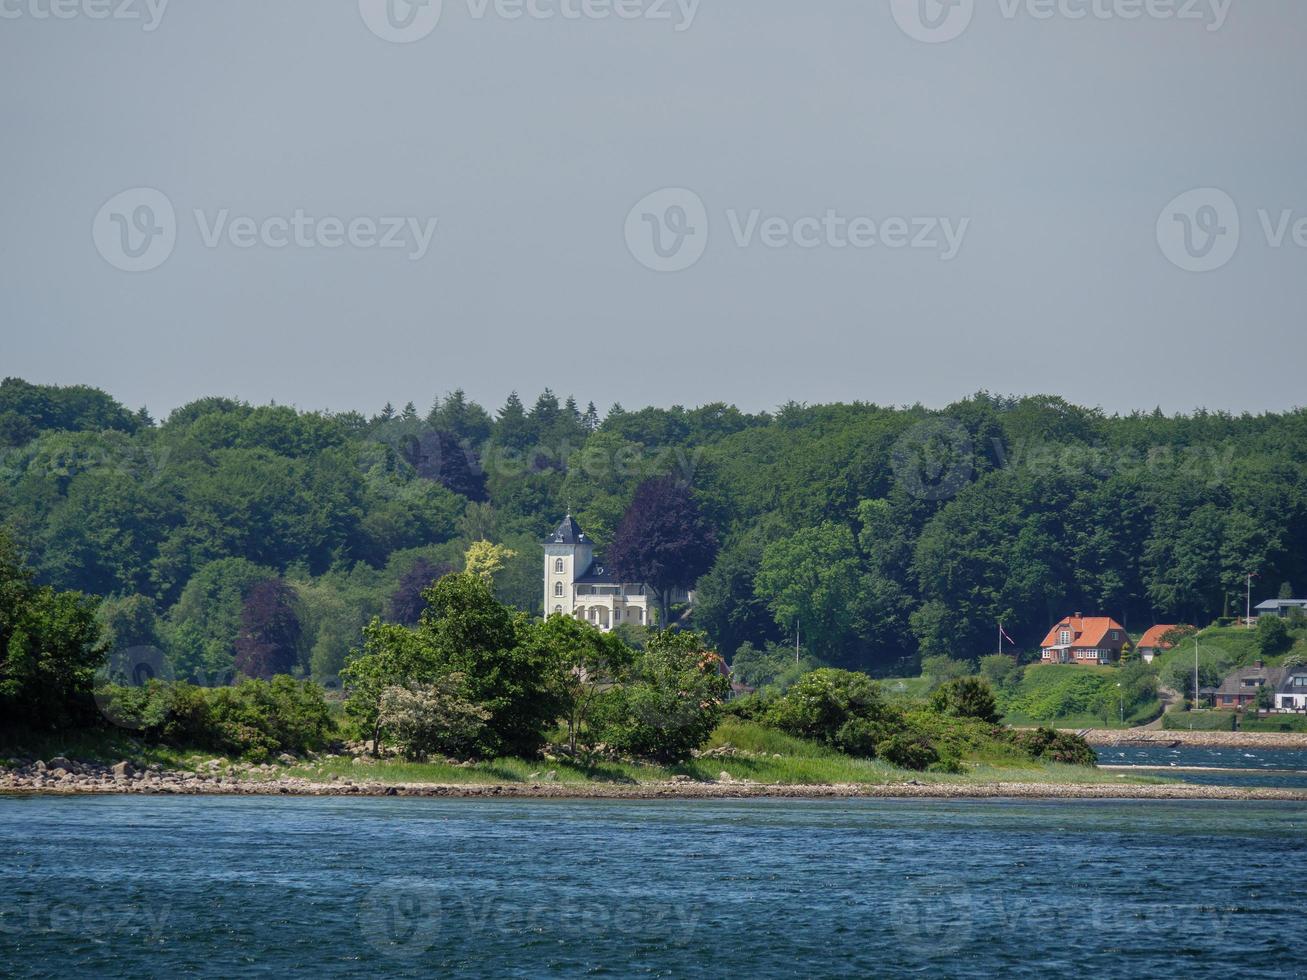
[{"x1": 999, "y1": 624, "x2": 1015, "y2": 646}]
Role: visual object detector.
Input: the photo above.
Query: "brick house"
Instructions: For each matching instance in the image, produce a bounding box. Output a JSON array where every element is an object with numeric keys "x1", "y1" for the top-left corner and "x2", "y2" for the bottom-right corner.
[
  {"x1": 1039, "y1": 614, "x2": 1130, "y2": 665},
  {"x1": 1212, "y1": 662, "x2": 1285, "y2": 710}
]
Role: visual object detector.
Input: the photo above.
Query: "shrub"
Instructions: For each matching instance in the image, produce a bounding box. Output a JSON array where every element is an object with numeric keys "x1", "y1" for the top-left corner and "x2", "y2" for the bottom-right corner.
[
  {"x1": 376, "y1": 676, "x2": 490, "y2": 760},
  {"x1": 99, "y1": 677, "x2": 333, "y2": 760},
  {"x1": 764, "y1": 668, "x2": 900, "y2": 749},
  {"x1": 876, "y1": 731, "x2": 940, "y2": 771},
  {"x1": 833, "y1": 717, "x2": 897, "y2": 758},
  {"x1": 928, "y1": 677, "x2": 1000, "y2": 723},
  {"x1": 1004, "y1": 727, "x2": 1096, "y2": 767}
]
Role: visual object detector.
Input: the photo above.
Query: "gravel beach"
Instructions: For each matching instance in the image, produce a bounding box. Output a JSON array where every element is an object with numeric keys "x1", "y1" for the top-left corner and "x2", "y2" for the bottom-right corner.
[{"x1": 4, "y1": 760, "x2": 1307, "y2": 802}]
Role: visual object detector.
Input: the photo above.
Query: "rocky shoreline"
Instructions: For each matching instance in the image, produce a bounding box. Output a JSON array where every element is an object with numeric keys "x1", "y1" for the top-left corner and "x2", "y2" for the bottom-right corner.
[
  {"x1": 3, "y1": 758, "x2": 1306, "y2": 802},
  {"x1": 1082, "y1": 729, "x2": 1307, "y2": 750}
]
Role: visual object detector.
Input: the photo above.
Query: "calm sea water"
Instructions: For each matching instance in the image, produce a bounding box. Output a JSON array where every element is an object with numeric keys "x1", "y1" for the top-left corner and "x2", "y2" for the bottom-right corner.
[{"x1": 2, "y1": 796, "x2": 1305, "y2": 979}]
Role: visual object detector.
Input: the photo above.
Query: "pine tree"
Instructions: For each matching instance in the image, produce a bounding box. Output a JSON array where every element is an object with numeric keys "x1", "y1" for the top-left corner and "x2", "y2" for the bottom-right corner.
[{"x1": 497, "y1": 392, "x2": 531, "y2": 451}]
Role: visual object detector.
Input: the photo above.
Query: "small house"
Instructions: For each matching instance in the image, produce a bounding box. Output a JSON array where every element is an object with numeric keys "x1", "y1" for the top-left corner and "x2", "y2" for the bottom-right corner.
[
  {"x1": 1255, "y1": 599, "x2": 1307, "y2": 620},
  {"x1": 1275, "y1": 669, "x2": 1307, "y2": 712},
  {"x1": 1039, "y1": 614, "x2": 1130, "y2": 665},
  {"x1": 1137, "y1": 624, "x2": 1190, "y2": 664}
]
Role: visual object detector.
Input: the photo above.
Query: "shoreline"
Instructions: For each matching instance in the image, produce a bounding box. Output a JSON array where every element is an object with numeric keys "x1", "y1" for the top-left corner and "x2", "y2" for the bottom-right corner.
[{"x1": 3, "y1": 775, "x2": 1306, "y2": 802}]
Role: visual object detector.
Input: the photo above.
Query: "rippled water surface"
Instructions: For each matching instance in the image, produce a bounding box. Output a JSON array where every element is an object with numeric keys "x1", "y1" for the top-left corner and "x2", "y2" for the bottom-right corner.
[
  {"x1": 1098, "y1": 744, "x2": 1307, "y2": 789},
  {"x1": 2, "y1": 795, "x2": 1306, "y2": 978}
]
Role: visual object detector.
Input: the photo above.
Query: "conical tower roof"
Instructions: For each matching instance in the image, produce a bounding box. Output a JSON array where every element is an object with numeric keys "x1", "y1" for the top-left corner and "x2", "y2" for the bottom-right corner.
[{"x1": 544, "y1": 514, "x2": 590, "y2": 546}]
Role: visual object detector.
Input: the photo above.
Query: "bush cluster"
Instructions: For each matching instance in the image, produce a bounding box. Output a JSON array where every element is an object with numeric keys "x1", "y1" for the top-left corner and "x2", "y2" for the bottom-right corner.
[
  {"x1": 99, "y1": 676, "x2": 333, "y2": 761},
  {"x1": 1003, "y1": 727, "x2": 1097, "y2": 767}
]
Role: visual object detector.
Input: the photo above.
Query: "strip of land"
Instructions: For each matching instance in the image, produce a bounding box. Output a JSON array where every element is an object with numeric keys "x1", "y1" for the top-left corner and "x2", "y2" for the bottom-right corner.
[
  {"x1": 4, "y1": 767, "x2": 1306, "y2": 801},
  {"x1": 1081, "y1": 729, "x2": 1307, "y2": 749}
]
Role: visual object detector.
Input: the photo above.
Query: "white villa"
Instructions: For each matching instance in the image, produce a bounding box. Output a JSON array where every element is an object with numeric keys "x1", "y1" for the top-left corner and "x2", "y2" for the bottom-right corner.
[{"x1": 542, "y1": 515, "x2": 689, "y2": 631}]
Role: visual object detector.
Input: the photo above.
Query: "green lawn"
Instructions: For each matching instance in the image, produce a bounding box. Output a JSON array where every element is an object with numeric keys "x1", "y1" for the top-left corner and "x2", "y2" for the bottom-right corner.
[{"x1": 1162, "y1": 710, "x2": 1237, "y2": 732}]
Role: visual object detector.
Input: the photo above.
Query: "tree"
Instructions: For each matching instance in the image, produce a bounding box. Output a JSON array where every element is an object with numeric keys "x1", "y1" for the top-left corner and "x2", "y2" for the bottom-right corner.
[
  {"x1": 755, "y1": 523, "x2": 863, "y2": 665},
  {"x1": 692, "y1": 535, "x2": 781, "y2": 659},
  {"x1": 730, "y1": 641, "x2": 818, "y2": 692},
  {"x1": 1257, "y1": 615, "x2": 1293, "y2": 658},
  {"x1": 97, "y1": 593, "x2": 162, "y2": 652},
  {"x1": 464, "y1": 540, "x2": 517, "y2": 586},
  {"x1": 0, "y1": 532, "x2": 106, "y2": 729},
  {"x1": 343, "y1": 620, "x2": 442, "y2": 754},
  {"x1": 979, "y1": 653, "x2": 1022, "y2": 692},
  {"x1": 525, "y1": 614, "x2": 632, "y2": 756},
  {"x1": 929, "y1": 677, "x2": 1001, "y2": 724},
  {"x1": 607, "y1": 477, "x2": 718, "y2": 628},
  {"x1": 1255, "y1": 681, "x2": 1274, "y2": 712},
  {"x1": 234, "y1": 579, "x2": 303, "y2": 680},
  {"x1": 596, "y1": 629, "x2": 729, "y2": 762},
  {"x1": 388, "y1": 558, "x2": 454, "y2": 626}
]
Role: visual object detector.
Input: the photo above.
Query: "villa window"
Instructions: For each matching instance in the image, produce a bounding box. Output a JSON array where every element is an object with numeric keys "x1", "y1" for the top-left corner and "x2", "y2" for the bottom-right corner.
[
  {"x1": 555, "y1": 558, "x2": 564, "y2": 573},
  {"x1": 554, "y1": 582, "x2": 564, "y2": 597},
  {"x1": 554, "y1": 605, "x2": 562, "y2": 615},
  {"x1": 1059, "y1": 630, "x2": 1071, "y2": 645}
]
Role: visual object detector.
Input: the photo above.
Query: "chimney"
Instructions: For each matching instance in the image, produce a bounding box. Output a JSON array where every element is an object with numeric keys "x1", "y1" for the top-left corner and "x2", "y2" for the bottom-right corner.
[{"x1": 1254, "y1": 659, "x2": 1265, "y2": 669}]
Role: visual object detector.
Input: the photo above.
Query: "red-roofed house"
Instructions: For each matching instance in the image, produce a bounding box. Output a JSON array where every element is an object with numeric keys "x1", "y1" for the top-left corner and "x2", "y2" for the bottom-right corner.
[
  {"x1": 1039, "y1": 613, "x2": 1130, "y2": 665},
  {"x1": 1136, "y1": 624, "x2": 1191, "y2": 664}
]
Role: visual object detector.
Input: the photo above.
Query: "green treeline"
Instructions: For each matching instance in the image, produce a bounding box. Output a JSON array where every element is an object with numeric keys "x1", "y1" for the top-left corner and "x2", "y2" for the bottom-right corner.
[{"x1": 3, "y1": 376, "x2": 1306, "y2": 679}]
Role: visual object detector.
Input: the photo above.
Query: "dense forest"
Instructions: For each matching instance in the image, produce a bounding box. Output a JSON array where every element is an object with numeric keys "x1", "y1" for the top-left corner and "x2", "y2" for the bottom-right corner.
[{"x1": 2, "y1": 376, "x2": 1304, "y2": 685}]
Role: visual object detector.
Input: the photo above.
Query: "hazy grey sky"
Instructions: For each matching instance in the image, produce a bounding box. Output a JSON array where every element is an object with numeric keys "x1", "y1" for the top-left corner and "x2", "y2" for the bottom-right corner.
[{"x1": 2, "y1": 0, "x2": 1303, "y2": 419}]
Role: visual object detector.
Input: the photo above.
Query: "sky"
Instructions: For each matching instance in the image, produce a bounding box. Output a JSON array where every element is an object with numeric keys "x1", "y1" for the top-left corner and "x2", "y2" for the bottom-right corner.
[{"x1": 1, "y1": 0, "x2": 1304, "y2": 420}]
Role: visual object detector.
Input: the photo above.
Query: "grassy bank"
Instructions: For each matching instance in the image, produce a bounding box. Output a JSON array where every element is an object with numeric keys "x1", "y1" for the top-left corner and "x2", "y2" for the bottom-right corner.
[{"x1": 2, "y1": 719, "x2": 1159, "y2": 789}]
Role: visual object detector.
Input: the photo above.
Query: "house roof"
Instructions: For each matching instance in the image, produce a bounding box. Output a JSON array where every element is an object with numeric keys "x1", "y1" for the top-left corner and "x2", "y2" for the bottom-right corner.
[
  {"x1": 1255, "y1": 599, "x2": 1307, "y2": 611},
  {"x1": 1138, "y1": 625, "x2": 1188, "y2": 650},
  {"x1": 574, "y1": 559, "x2": 619, "y2": 585},
  {"x1": 1214, "y1": 665, "x2": 1285, "y2": 698},
  {"x1": 544, "y1": 514, "x2": 591, "y2": 547},
  {"x1": 1040, "y1": 615, "x2": 1128, "y2": 650},
  {"x1": 1277, "y1": 670, "x2": 1307, "y2": 695}
]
